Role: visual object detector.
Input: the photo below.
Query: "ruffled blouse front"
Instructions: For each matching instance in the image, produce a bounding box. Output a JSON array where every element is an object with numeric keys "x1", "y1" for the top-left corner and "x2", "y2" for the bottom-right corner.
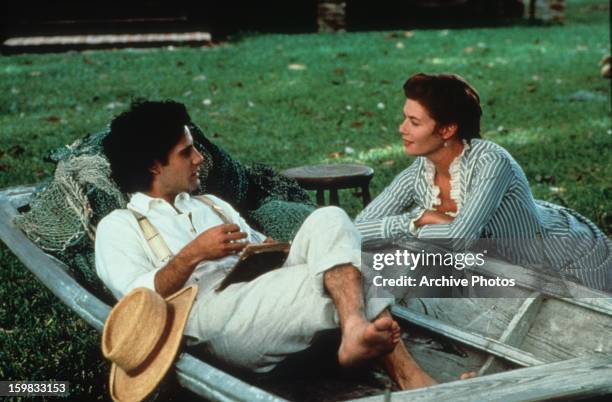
[{"x1": 421, "y1": 140, "x2": 470, "y2": 217}]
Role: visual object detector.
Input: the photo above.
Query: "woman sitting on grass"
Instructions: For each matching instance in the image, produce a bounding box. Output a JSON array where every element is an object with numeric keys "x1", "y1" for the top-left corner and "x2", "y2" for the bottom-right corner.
[{"x1": 355, "y1": 73, "x2": 611, "y2": 291}]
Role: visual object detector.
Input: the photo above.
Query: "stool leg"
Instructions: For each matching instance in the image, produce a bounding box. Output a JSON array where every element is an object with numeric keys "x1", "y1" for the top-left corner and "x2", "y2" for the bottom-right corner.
[
  {"x1": 362, "y1": 184, "x2": 371, "y2": 207},
  {"x1": 330, "y1": 188, "x2": 339, "y2": 206},
  {"x1": 316, "y1": 189, "x2": 325, "y2": 206}
]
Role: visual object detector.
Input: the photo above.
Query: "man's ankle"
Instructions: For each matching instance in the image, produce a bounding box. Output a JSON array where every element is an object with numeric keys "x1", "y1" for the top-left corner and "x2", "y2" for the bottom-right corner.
[
  {"x1": 324, "y1": 264, "x2": 361, "y2": 283},
  {"x1": 341, "y1": 313, "x2": 367, "y2": 331}
]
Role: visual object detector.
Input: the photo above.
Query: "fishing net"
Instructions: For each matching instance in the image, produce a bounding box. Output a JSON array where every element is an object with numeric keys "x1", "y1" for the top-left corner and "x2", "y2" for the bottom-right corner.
[
  {"x1": 15, "y1": 152, "x2": 125, "y2": 299},
  {"x1": 15, "y1": 124, "x2": 315, "y2": 299},
  {"x1": 16, "y1": 154, "x2": 126, "y2": 251}
]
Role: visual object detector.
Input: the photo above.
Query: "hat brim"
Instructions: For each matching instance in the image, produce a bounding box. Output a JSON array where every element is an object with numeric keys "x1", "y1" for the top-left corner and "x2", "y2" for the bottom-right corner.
[{"x1": 109, "y1": 285, "x2": 197, "y2": 402}]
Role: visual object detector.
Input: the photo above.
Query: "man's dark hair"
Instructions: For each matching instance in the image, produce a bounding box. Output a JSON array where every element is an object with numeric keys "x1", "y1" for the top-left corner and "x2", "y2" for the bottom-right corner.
[
  {"x1": 103, "y1": 100, "x2": 192, "y2": 193},
  {"x1": 403, "y1": 73, "x2": 482, "y2": 141}
]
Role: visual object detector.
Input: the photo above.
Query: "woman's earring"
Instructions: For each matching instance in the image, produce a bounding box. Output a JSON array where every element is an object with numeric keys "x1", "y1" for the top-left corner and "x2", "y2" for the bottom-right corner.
[{"x1": 444, "y1": 141, "x2": 448, "y2": 147}]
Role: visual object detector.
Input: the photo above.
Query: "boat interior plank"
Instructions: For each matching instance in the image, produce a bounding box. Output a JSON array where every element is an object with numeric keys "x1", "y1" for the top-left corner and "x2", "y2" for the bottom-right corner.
[
  {"x1": 479, "y1": 292, "x2": 543, "y2": 375},
  {"x1": 351, "y1": 354, "x2": 612, "y2": 402},
  {"x1": 391, "y1": 305, "x2": 545, "y2": 366},
  {"x1": 400, "y1": 297, "x2": 527, "y2": 339},
  {"x1": 520, "y1": 298, "x2": 612, "y2": 362},
  {"x1": 470, "y1": 259, "x2": 612, "y2": 315}
]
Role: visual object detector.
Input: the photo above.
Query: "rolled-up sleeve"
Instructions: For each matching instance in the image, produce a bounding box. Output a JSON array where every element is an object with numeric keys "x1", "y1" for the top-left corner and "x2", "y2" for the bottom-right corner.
[{"x1": 95, "y1": 212, "x2": 160, "y2": 299}]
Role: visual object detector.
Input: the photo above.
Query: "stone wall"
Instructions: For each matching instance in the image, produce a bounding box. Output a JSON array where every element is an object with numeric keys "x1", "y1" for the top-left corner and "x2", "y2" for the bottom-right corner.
[
  {"x1": 528, "y1": 0, "x2": 565, "y2": 23},
  {"x1": 318, "y1": 1, "x2": 346, "y2": 32}
]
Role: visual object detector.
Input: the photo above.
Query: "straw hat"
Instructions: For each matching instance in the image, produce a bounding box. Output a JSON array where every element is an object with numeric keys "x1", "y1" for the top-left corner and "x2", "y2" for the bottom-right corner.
[{"x1": 102, "y1": 285, "x2": 197, "y2": 402}]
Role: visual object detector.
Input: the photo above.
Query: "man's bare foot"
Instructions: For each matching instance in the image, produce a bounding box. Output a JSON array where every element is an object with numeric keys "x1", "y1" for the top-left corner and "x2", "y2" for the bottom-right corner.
[
  {"x1": 394, "y1": 367, "x2": 437, "y2": 390},
  {"x1": 382, "y1": 335, "x2": 437, "y2": 390},
  {"x1": 338, "y1": 315, "x2": 399, "y2": 367}
]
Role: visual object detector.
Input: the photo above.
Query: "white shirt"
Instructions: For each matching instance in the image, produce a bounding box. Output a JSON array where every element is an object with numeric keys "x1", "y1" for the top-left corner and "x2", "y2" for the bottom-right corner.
[{"x1": 95, "y1": 192, "x2": 266, "y2": 299}]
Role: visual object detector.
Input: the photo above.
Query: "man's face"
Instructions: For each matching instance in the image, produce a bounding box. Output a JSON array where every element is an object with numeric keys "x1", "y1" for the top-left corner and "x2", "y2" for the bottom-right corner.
[
  {"x1": 154, "y1": 126, "x2": 204, "y2": 197},
  {"x1": 399, "y1": 99, "x2": 445, "y2": 157}
]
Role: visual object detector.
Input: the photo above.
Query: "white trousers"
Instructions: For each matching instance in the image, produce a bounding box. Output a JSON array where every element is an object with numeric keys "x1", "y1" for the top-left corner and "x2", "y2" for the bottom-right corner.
[{"x1": 184, "y1": 206, "x2": 390, "y2": 373}]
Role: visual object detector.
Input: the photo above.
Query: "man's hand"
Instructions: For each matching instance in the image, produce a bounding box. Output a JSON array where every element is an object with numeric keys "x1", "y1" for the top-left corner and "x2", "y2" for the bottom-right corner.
[
  {"x1": 190, "y1": 224, "x2": 248, "y2": 261},
  {"x1": 154, "y1": 224, "x2": 248, "y2": 298},
  {"x1": 414, "y1": 210, "x2": 454, "y2": 228},
  {"x1": 263, "y1": 237, "x2": 276, "y2": 244}
]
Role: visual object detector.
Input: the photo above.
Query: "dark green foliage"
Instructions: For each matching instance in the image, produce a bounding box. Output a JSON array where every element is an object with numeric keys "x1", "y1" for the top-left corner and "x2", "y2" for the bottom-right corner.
[
  {"x1": 188, "y1": 123, "x2": 316, "y2": 239},
  {"x1": 250, "y1": 199, "x2": 317, "y2": 241}
]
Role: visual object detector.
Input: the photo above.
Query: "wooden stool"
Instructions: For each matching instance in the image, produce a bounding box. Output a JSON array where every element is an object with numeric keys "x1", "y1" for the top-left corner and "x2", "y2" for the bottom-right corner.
[{"x1": 282, "y1": 163, "x2": 374, "y2": 207}]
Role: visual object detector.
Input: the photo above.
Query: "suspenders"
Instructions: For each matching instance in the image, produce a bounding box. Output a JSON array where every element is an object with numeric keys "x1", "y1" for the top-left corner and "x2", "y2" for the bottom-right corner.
[
  {"x1": 128, "y1": 195, "x2": 232, "y2": 262},
  {"x1": 130, "y1": 210, "x2": 174, "y2": 262},
  {"x1": 194, "y1": 195, "x2": 231, "y2": 225}
]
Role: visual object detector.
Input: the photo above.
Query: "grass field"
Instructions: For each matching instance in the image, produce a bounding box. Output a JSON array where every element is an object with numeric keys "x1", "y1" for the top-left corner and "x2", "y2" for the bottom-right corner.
[{"x1": 1, "y1": 0, "x2": 610, "y2": 400}]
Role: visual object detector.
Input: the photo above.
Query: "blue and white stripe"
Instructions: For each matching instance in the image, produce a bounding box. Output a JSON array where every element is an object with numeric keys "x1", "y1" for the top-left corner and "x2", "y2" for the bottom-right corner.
[{"x1": 355, "y1": 139, "x2": 611, "y2": 291}]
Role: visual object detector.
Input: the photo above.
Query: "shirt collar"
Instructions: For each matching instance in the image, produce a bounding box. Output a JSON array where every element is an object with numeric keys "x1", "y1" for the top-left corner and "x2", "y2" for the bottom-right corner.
[
  {"x1": 421, "y1": 139, "x2": 471, "y2": 174},
  {"x1": 128, "y1": 192, "x2": 191, "y2": 215}
]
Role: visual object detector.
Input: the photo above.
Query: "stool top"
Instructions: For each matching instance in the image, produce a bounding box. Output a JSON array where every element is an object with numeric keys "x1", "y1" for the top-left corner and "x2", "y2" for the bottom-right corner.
[{"x1": 282, "y1": 163, "x2": 374, "y2": 189}]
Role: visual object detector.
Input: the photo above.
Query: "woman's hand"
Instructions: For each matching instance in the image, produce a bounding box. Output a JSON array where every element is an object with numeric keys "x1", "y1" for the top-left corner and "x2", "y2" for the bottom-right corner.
[{"x1": 414, "y1": 210, "x2": 454, "y2": 228}]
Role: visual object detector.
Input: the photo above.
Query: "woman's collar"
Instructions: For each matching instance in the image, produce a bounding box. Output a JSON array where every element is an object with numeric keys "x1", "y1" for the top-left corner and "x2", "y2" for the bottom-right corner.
[{"x1": 422, "y1": 139, "x2": 471, "y2": 209}]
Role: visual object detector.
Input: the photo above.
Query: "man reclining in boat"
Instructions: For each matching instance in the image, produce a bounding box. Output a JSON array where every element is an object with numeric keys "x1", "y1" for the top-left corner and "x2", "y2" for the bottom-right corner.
[{"x1": 94, "y1": 100, "x2": 443, "y2": 390}]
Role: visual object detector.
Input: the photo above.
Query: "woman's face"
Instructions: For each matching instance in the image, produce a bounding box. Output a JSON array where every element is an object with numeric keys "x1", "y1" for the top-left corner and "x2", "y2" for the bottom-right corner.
[{"x1": 399, "y1": 99, "x2": 444, "y2": 156}]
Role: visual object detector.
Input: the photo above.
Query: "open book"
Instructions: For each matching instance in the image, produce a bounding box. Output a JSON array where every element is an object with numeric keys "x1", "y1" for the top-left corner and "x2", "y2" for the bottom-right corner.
[{"x1": 216, "y1": 242, "x2": 291, "y2": 292}]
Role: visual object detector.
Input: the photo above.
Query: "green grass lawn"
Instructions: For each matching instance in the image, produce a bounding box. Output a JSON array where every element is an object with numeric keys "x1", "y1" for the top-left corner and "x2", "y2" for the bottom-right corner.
[{"x1": 1, "y1": 0, "x2": 610, "y2": 399}]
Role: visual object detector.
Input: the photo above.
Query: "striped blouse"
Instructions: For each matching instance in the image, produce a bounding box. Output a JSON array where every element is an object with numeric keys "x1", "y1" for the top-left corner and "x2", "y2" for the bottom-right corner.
[{"x1": 355, "y1": 139, "x2": 611, "y2": 291}]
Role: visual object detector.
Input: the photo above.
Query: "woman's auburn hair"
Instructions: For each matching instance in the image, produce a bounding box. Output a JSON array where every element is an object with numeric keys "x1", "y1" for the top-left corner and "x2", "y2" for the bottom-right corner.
[{"x1": 403, "y1": 73, "x2": 482, "y2": 141}]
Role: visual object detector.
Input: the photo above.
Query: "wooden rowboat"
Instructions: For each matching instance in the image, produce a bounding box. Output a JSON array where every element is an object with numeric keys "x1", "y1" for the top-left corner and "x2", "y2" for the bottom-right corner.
[{"x1": 1, "y1": 185, "x2": 611, "y2": 402}]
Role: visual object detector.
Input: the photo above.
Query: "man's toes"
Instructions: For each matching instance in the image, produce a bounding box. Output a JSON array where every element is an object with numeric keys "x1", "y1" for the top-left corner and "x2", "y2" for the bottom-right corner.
[
  {"x1": 460, "y1": 371, "x2": 477, "y2": 380},
  {"x1": 391, "y1": 320, "x2": 400, "y2": 331},
  {"x1": 373, "y1": 315, "x2": 394, "y2": 331}
]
